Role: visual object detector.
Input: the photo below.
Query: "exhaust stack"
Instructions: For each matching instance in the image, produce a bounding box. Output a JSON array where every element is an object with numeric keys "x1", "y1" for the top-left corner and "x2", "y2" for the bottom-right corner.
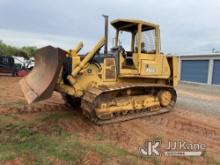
[{"x1": 102, "y1": 15, "x2": 109, "y2": 54}]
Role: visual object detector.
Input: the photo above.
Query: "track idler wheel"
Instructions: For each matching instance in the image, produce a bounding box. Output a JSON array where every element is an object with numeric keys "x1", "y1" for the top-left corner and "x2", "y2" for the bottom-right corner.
[{"x1": 158, "y1": 90, "x2": 172, "y2": 107}]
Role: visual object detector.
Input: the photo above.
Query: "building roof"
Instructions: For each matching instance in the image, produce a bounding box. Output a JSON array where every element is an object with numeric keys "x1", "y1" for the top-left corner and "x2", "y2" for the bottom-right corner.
[
  {"x1": 180, "y1": 53, "x2": 220, "y2": 58},
  {"x1": 181, "y1": 52, "x2": 220, "y2": 56}
]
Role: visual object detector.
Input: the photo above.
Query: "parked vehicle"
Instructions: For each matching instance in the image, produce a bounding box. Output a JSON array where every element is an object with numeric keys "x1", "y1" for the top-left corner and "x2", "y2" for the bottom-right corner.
[
  {"x1": 0, "y1": 56, "x2": 18, "y2": 76},
  {"x1": 24, "y1": 57, "x2": 35, "y2": 70},
  {"x1": 13, "y1": 56, "x2": 35, "y2": 70}
]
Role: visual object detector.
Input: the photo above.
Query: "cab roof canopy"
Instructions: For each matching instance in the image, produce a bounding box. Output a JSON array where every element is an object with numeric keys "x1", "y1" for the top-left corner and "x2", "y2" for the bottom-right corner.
[{"x1": 111, "y1": 19, "x2": 159, "y2": 32}]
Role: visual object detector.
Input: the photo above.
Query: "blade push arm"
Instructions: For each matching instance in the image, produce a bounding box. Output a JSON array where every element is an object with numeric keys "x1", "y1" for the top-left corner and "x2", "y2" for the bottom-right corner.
[{"x1": 71, "y1": 37, "x2": 106, "y2": 77}]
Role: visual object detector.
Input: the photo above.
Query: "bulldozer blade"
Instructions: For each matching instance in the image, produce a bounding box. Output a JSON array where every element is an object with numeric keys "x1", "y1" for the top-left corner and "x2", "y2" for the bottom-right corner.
[{"x1": 19, "y1": 46, "x2": 66, "y2": 104}]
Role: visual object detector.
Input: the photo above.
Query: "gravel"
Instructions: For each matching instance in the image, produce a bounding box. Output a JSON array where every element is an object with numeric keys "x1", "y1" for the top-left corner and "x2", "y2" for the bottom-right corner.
[{"x1": 176, "y1": 83, "x2": 220, "y2": 116}]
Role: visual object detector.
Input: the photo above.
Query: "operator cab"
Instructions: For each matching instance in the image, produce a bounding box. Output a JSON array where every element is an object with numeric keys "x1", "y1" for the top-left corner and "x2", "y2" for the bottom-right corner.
[{"x1": 111, "y1": 19, "x2": 160, "y2": 73}]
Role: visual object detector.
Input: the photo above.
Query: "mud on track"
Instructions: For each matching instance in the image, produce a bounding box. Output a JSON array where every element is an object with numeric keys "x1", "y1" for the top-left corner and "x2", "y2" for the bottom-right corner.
[{"x1": 0, "y1": 77, "x2": 220, "y2": 165}]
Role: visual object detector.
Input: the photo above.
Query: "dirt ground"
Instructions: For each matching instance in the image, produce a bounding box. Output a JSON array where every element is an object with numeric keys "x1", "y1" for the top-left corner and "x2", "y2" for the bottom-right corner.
[{"x1": 0, "y1": 76, "x2": 220, "y2": 165}]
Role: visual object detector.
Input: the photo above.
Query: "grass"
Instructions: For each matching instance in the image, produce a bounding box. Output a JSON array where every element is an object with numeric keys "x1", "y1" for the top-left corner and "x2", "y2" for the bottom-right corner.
[
  {"x1": 203, "y1": 152, "x2": 220, "y2": 165},
  {"x1": 0, "y1": 111, "x2": 143, "y2": 165},
  {"x1": 0, "y1": 100, "x2": 26, "y2": 108},
  {"x1": 1, "y1": 111, "x2": 219, "y2": 165},
  {"x1": 95, "y1": 132, "x2": 106, "y2": 141},
  {"x1": 41, "y1": 111, "x2": 74, "y2": 122},
  {"x1": 94, "y1": 143, "x2": 128, "y2": 158}
]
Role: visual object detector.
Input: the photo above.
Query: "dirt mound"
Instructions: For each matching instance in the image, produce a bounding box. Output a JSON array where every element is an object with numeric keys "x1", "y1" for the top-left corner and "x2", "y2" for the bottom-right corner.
[{"x1": 0, "y1": 77, "x2": 69, "y2": 114}]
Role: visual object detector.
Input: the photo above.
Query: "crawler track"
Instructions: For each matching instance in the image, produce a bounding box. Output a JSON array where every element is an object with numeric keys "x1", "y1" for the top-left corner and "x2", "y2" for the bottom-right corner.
[{"x1": 81, "y1": 83, "x2": 177, "y2": 125}]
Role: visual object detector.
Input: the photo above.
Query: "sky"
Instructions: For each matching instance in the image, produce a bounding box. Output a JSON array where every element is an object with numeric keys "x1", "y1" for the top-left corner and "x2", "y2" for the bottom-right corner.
[{"x1": 0, "y1": 0, "x2": 220, "y2": 54}]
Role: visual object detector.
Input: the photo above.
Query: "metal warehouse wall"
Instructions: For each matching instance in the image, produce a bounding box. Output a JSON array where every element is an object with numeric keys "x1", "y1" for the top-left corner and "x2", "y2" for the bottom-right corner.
[
  {"x1": 212, "y1": 60, "x2": 220, "y2": 85},
  {"x1": 180, "y1": 54, "x2": 220, "y2": 85},
  {"x1": 181, "y1": 60, "x2": 209, "y2": 83}
]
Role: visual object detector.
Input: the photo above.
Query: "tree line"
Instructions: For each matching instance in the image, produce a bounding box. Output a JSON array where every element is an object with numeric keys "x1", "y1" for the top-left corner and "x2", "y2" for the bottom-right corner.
[{"x1": 0, "y1": 40, "x2": 37, "y2": 59}]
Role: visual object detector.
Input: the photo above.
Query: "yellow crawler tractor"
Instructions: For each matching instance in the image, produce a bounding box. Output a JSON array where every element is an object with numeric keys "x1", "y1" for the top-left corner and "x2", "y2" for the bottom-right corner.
[{"x1": 20, "y1": 17, "x2": 179, "y2": 125}]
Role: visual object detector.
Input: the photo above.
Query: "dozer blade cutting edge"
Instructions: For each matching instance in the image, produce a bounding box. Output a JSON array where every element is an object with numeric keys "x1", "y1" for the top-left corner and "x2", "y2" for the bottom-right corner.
[{"x1": 19, "y1": 46, "x2": 66, "y2": 104}]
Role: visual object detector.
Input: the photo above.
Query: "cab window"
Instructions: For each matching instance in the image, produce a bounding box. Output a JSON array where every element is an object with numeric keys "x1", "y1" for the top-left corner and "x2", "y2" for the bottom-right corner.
[{"x1": 135, "y1": 29, "x2": 156, "y2": 54}]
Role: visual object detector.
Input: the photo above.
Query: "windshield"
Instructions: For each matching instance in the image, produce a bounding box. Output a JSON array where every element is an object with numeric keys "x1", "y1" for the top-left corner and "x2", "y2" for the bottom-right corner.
[{"x1": 118, "y1": 31, "x2": 132, "y2": 51}]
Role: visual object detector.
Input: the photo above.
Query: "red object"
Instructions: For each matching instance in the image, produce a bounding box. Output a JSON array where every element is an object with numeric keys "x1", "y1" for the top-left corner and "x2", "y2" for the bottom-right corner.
[{"x1": 17, "y1": 69, "x2": 28, "y2": 77}]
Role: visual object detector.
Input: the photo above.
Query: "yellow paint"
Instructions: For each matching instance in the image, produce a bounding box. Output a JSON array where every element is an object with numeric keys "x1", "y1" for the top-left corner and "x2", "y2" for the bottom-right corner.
[{"x1": 55, "y1": 18, "x2": 179, "y2": 101}]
